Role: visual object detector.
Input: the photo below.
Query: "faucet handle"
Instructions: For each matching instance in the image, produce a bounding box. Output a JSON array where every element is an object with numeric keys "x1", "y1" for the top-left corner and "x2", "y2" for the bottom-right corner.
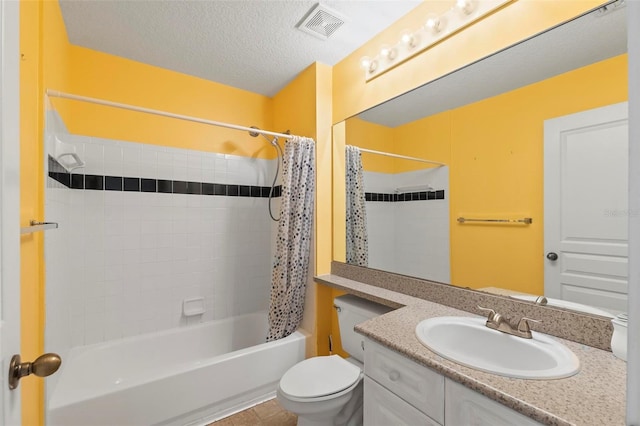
[
  {"x1": 477, "y1": 305, "x2": 496, "y2": 320},
  {"x1": 517, "y1": 317, "x2": 541, "y2": 333}
]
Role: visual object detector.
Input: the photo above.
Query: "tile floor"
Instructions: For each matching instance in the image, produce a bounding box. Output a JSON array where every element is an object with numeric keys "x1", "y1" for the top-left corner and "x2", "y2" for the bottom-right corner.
[{"x1": 210, "y1": 398, "x2": 297, "y2": 426}]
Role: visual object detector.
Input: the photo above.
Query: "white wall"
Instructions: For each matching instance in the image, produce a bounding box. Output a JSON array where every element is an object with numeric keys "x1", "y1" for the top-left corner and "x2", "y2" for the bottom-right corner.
[
  {"x1": 45, "y1": 125, "x2": 279, "y2": 360},
  {"x1": 363, "y1": 167, "x2": 450, "y2": 283},
  {"x1": 627, "y1": 1, "x2": 639, "y2": 423}
]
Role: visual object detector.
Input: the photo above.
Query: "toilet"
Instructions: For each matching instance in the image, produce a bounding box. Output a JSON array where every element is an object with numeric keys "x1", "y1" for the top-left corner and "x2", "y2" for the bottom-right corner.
[{"x1": 277, "y1": 294, "x2": 392, "y2": 426}]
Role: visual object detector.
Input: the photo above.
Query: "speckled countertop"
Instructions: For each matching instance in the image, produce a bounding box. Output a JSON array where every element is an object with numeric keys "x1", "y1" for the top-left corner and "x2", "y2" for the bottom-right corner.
[{"x1": 316, "y1": 274, "x2": 627, "y2": 426}]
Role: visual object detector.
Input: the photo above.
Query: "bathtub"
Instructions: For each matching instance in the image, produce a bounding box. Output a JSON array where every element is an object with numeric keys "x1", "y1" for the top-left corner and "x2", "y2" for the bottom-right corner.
[{"x1": 48, "y1": 312, "x2": 307, "y2": 426}]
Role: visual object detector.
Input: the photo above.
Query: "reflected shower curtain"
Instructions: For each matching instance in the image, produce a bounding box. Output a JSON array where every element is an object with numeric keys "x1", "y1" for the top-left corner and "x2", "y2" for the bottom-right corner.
[
  {"x1": 345, "y1": 145, "x2": 368, "y2": 266},
  {"x1": 267, "y1": 136, "x2": 315, "y2": 341}
]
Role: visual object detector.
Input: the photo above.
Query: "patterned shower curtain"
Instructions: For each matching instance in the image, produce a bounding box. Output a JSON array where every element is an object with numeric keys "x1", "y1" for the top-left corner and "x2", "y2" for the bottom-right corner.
[
  {"x1": 345, "y1": 145, "x2": 368, "y2": 266},
  {"x1": 267, "y1": 136, "x2": 315, "y2": 341}
]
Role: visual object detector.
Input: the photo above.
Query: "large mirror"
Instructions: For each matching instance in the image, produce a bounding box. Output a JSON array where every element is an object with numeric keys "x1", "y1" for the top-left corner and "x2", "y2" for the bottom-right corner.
[{"x1": 340, "y1": 3, "x2": 628, "y2": 317}]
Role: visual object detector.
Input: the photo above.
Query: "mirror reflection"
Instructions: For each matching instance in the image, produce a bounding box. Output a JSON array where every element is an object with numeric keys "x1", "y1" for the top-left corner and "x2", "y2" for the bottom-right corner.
[{"x1": 343, "y1": 4, "x2": 628, "y2": 316}]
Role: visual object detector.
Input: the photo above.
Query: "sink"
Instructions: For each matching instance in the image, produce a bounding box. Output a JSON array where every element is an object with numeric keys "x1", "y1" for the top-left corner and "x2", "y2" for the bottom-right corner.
[{"x1": 415, "y1": 316, "x2": 580, "y2": 379}]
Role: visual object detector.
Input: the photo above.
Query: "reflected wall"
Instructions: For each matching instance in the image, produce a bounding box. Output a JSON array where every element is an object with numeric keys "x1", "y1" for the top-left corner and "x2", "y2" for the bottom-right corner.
[{"x1": 340, "y1": 54, "x2": 628, "y2": 296}]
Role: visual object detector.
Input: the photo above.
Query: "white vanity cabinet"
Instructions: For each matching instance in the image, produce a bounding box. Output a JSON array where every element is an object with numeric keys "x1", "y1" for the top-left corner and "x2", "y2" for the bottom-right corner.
[
  {"x1": 445, "y1": 379, "x2": 543, "y2": 426},
  {"x1": 363, "y1": 338, "x2": 544, "y2": 426},
  {"x1": 364, "y1": 339, "x2": 444, "y2": 425}
]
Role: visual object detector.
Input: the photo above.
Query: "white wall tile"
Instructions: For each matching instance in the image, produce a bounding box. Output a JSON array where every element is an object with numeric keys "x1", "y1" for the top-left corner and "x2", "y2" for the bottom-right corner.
[
  {"x1": 46, "y1": 134, "x2": 278, "y2": 357},
  {"x1": 363, "y1": 169, "x2": 451, "y2": 283}
]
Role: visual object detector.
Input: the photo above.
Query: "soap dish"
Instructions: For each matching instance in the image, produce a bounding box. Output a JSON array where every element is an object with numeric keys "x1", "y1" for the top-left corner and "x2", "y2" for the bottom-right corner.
[{"x1": 183, "y1": 297, "x2": 205, "y2": 317}]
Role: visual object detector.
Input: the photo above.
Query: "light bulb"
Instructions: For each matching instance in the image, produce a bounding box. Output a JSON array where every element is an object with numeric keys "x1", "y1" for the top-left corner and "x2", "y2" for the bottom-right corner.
[
  {"x1": 400, "y1": 30, "x2": 417, "y2": 48},
  {"x1": 380, "y1": 44, "x2": 397, "y2": 61},
  {"x1": 455, "y1": 0, "x2": 475, "y2": 15},
  {"x1": 360, "y1": 56, "x2": 371, "y2": 70},
  {"x1": 425, "y1": 14, "x2": 443, "y2": 34},
  {"x1": 360, "y1": 56, "x2": 378, "y2": 73}
]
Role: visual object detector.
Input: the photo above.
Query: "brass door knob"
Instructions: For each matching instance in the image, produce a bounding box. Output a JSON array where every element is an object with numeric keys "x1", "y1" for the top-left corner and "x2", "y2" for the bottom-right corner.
[{"x1": 8, "y1": 353, "x2": 62, "y2": 390}]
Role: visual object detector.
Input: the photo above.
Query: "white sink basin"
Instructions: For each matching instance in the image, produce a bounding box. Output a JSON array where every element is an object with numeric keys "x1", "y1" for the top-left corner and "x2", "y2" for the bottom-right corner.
[{"x1": 415, "y1": 316, "x2": 580, "y2": 379}]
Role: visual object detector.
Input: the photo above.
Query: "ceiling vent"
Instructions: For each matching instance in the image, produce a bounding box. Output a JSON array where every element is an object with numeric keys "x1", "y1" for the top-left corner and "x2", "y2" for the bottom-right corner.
[{"x1": 297, "y1": 3, "x2": 347, "y2": 40}]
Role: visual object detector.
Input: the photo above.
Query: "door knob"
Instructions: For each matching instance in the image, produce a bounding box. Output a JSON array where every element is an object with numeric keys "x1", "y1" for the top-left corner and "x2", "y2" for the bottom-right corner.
[
  {"x1": 8, "y1": 353, "x2": 61, "y2": 390},
  {"x1": 546, "y1": 252, "x2": 558, "y2": 261}
]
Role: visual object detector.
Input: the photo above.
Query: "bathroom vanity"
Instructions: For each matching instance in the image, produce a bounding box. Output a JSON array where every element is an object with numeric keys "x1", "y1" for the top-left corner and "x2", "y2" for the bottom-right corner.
[
  {"x1": 364, "y1": 339, "x2": 541, "y2": 425},
  {"x1": 316, "y1": 267, "x2": 627, "y2": 426}
]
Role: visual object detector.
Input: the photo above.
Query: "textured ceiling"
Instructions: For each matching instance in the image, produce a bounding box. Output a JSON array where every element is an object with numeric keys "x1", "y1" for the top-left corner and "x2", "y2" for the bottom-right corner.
[
  {"x1": 59, "y1": 0, "x2": 422, "y2": 97},
  {"x1": 359, "y1": 3, "x2": 628, "y2": 127}
]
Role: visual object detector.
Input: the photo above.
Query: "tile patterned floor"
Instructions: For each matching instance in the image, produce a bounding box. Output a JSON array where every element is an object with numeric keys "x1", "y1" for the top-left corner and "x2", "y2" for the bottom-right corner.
[{"x1": 209, "y1": 399, "x2": 297, "y2": 426}]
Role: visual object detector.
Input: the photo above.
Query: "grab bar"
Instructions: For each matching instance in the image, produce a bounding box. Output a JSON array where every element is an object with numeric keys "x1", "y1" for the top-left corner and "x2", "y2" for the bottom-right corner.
[
  {"x1": 457, "y1": 217, "x2": 533, "y2": 224},
  {"x1": 21, "y1": 220, "x2": 59, "y2": 234}
]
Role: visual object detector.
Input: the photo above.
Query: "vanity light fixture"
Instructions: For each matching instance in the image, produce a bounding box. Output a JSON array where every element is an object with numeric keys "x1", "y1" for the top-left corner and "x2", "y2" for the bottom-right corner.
[{"x1": 361, "y1": 0, "x2": 512, "y2": 81}]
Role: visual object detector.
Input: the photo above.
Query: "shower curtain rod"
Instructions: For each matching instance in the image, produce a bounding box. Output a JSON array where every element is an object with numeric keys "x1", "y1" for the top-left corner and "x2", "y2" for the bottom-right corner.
[
  {"x1": 45, "y1": 90, "x2": 296, "y2": 140},
  {"x1": 358, "y1": 147, "x2": 446, "y2": 167}
]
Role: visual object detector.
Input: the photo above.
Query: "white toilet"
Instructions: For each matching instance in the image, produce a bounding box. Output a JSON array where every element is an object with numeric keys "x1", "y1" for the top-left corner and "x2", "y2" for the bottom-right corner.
[{"x1": 277, "y1": 294, "x2": 392, "y2": 426}]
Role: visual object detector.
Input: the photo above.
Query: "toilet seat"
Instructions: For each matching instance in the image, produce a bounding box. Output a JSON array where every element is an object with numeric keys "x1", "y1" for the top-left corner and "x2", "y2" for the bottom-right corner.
[{"x1": 279, "y1": 355, "x2": 362, "y2": 401}]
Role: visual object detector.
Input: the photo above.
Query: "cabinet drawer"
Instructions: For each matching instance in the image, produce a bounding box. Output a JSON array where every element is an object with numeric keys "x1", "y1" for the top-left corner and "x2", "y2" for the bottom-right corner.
[
  {"x1": 364, "y1": 377, "x2": 441, "y2": 426},
  {"x1": 365, "y1": 338, "x2": 445, "y2": 424},
  {"x1": 445, "y1": 379, "x2": 543, "y2": 425}
]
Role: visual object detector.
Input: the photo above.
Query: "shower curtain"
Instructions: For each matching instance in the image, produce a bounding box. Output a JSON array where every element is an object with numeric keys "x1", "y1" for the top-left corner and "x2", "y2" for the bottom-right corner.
[
  {"x1": 345, "y1": 145, "x2": 368, "y2": 266},
  {"x1": 267, "y1": 136, "x2": 315, "y2": 341}
]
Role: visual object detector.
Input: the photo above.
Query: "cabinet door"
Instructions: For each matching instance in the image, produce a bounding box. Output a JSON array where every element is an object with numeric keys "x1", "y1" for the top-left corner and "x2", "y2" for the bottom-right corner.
[
  {"x1": 365, "y1": 377, "x2": 441, "y2": 426},
  {"x1": 365, "y1": 339, "x2": 445, "y2": 423},
  {"x1": 445, "y1": 379, "x2": 543, "y2": 426}
]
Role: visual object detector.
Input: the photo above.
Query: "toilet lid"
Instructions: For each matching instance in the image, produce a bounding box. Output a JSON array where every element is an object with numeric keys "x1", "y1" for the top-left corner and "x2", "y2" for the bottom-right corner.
[{"x1": 279, "y1": 355, "x2": 361, "y2": 399}]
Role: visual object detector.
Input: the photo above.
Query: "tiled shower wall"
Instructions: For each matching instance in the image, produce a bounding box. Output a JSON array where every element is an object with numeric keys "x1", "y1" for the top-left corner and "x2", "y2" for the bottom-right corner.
[
  {"x1": 364, "y1": 167, "x2": 450, "y2": 283},
  {"x1": 45, "y1": 128, "x2": 279, "y2": 358}
]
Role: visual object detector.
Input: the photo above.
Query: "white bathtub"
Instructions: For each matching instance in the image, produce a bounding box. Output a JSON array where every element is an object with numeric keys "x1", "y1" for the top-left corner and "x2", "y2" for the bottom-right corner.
[{"x1": 48, "y1": 312, "x2": 307, "y2": 426}]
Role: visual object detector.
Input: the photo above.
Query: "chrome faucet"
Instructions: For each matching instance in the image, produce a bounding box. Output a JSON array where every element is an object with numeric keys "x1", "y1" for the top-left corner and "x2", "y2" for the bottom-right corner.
[{"x1": 477, "y1": 306, "x2": 540, "y2": 339}]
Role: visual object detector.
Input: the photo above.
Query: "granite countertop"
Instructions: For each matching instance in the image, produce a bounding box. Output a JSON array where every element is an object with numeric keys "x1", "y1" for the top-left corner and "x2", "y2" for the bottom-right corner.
[{"x1": 316, "y1": 274, "x2": 627, "y2": 426}]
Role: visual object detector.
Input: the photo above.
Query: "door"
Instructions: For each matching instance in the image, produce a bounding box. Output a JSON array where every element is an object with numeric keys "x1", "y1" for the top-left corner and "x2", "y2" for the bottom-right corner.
[
  {"x1": 544, "y1": 102, "x2": 628, "y2": 313},
  {"x1": 1, "y1": 0, "x2": 23, "y2": 423}
]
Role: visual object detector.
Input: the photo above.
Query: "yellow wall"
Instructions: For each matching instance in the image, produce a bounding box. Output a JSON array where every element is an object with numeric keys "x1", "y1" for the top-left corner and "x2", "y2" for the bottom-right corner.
[
  {"x1": 345, "y1": 118, "x2": 395, "y2": 173},
  {"x1": 272, "y1": 62, "x2": 334, "y2": 357},
  {"x1": 57, "y1": 45, "x2": 274, "y2": 158},
  {"x1": 449, "y1": 54, "x2": 628, "y2": 293},
  {"x1": 20, "y1": 0, "x2": 72, "y2": 423},
  {"x1": 393, "y1": 110, "x2": 452, "y2": 173}
]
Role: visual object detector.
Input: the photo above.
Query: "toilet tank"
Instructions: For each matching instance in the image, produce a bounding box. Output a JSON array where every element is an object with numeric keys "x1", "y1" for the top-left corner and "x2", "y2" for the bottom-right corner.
[{"x1": 334, "y1": 294, "x2": 393, "y2": 363}]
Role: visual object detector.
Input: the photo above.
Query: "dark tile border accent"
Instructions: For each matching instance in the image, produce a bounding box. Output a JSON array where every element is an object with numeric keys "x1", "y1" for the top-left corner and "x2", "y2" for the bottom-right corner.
[
  {"x1": 124, "y1": 177, "x2": 140, "y2": 192},
  {"x1": 105, "y1": 176, "x2": 122, "y2": 191},
  {"x1": 141, "y1": 178, "x2": 156, "y2": 192},
  {"x1": 47, "y1": 156, "x2": 281, "y2": 198},
  {"x1": 84, "y1": 175, "x2": 104, "y2": 190},
  {"x1": 365, "y1": 190, "x2": 446, "y2": 202}
]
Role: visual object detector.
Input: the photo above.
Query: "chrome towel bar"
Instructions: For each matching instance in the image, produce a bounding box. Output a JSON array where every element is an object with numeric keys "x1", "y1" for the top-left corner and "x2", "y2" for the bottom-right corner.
[
  {"x1": 457, "y1": 217, "x2": 533, "y2": 224},
  {"x1": 21, "y1": 220, "x2": 59, "y2": 234}
]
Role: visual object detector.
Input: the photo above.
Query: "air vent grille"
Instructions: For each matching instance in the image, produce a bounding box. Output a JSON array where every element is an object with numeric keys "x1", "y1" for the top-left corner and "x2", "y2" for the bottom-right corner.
[{"x1": 298, "y1": 4, "x2": 346, "y2": 40}]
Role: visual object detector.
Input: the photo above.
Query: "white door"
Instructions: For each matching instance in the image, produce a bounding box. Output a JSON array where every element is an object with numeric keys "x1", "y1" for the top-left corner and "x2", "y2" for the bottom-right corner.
[
  {"x1": 0, "y1": 0, "x2": 23, "y2": 423},
  {"x1": 544, "y1": 102, "x2": 629, "y2": 314}
]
